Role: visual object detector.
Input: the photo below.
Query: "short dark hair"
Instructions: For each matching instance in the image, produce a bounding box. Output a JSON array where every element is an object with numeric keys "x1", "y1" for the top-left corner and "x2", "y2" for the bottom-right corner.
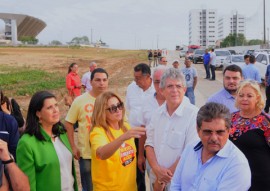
[
  {"x1": 24, "y1": 91, "x2": 66, "y2": 141},
  {"x1": 197, "y1": 102, "x2": 231, "y2": 129},
  {"x1": 211, "y1": 48, "x2": 215, "y2": 51},
  {"x1": 223, "y1": 64, "x2": 242, "y2": 76},
  {"x1": 90, "y1": 68, "x2": 109, "y2": 81},
  {"x1": 134, "y1": 63, "x2": 151, "y2": 76},
  {"x1": 249, "y1": 55, "x2": 256, "y2": 63},
  {"x1": 244, "y1": 55, "x2": 250, "y2": 60}
]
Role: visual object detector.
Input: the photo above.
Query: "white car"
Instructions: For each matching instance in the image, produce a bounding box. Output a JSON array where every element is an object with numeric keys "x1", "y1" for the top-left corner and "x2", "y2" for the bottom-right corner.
[
  {"x1": 223, "y1": 55, "x2": 246, "y2": 71},
  {"x1": 255, "y1": 52, "x2": 270, "y2": 81},
  {"x1": 215, "y1": 50, "x2": 231, "y2": 68},
  {"x1": 179, "y1": 50, "x2": 187, "y2": 58}
]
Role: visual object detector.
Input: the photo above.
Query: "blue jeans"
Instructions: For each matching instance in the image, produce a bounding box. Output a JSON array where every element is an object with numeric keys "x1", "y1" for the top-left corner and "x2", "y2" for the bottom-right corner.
[
  {"x1": 204, "y1": 64, "x2": 210, "y2": 78},
  {"x1": 79, "y1": 158, "x2": 92, "y2": 191},
  {"x1": 185, "y1": 87, "x2": 195, "y2": 105}
]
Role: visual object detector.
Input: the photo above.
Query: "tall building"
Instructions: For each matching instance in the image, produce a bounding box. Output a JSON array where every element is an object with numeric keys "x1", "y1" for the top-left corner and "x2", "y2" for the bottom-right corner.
[
  {"x1": 218, "y1": 12, "x2": 246, "y2": 40},
  {"x1": 0, "y1": 13, "x2": 46, "y2": 45},
  {"x1": 189, "y1": 9, "x2": 217, "y2": 47}
]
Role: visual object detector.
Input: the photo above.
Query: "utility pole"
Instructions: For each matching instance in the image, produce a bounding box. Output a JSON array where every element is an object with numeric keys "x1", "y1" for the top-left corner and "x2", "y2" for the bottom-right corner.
[
  {"x1": 90, "y1": 28, "x2": 93, "y2": 44},
  {"x1": 263, "y1": 0, "x2": 266, "y2": 44},
  {"x1": 156, "y1": 35, "x2": 159, "y2": 49}
]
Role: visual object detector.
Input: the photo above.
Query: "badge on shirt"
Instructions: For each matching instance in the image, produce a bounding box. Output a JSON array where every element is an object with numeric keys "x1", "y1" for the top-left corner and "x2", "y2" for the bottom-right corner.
[{"x1": 119, "y1": 142, "x2": 135, "y2": 166}]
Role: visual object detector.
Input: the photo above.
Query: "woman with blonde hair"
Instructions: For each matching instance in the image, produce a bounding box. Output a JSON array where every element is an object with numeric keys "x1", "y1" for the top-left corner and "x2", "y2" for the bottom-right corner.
[
  {"x1": 230, "y1": 80, "x2": 270, "y2": 190},
  {"x1": 90, "y1": 91, "x2": 145, "y2": 191}
]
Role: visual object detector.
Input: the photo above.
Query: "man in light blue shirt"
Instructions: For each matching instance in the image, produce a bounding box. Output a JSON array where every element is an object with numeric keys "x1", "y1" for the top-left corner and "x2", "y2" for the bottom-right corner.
[
  {"x1": 171, "y1": 102, "x2": 251, "y2": 191},
  {"x1": 207, "y1": 64, "x2": 243, "y2": 113},
  {"x1": 242, "y1": 55, "x2": 261, "y2": 83}
]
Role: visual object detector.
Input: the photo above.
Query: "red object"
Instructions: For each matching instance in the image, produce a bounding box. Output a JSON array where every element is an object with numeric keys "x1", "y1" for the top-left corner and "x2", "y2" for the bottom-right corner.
[{"x1": 66, "y1": 72, "x2": 81, "y2": 97}]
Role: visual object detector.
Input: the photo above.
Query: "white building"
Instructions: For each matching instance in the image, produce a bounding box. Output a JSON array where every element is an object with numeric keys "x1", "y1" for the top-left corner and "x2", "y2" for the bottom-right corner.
[
  {"x1": 218, "y1": 12, "x2": 246, "y2": 40},
  {"x1": 189, "y1": 9, "x2": 217, "y2": 47}
]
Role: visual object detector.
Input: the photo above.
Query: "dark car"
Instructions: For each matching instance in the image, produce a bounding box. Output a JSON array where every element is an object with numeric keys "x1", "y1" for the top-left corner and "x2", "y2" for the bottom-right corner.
[
  {"x1": 193, "y1": 49, "x2": 205, "y2": 64},
  {"x1": 228, "y1": 50, "x2": 237, "y2": 55}
]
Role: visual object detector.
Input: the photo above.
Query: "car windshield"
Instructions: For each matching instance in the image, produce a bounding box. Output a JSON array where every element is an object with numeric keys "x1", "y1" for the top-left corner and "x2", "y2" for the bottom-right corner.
[
  {"x1": 195, "y1": 50, "x2": 204, "y2": 54},
  {"x1": 232, "y1": 56, "x2": 244, "y2": 62},
  {"x1": 216, "y1": 51, "x2": 230, "y2": 56}
]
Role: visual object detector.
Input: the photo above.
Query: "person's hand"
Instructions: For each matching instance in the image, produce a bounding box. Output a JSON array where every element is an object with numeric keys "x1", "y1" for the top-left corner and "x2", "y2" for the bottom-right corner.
[
  {"x1": 0, "y1": 102, "x2": 11, "y2": 115},
  {"x1": 122, "y1": 127, "x2": 146, "y2": 141},
  {"x1": 72, "y1": 145, "x2": 80, "y2": 160},
  {"x1": 154, "y1": 166, "x2": 173, "y2": 184},
  {"x1": 153, "y1": 179, "x2": 166, "y2": 191},
  {"x1": 138, "y1": 154, "x2": 146, "y2": 173},
  {"x1": 0, "y1": 139, "x2": 11, "y2": 161}
]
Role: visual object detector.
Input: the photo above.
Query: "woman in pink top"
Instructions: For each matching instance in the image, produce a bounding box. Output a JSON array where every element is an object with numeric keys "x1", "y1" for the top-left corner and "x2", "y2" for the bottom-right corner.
[{"x1": 66, "y1": 63, "x2": 82, "y2": 97}]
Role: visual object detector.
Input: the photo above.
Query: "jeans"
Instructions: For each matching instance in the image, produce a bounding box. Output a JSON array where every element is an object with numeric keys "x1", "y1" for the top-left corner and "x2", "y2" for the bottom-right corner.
[
  {"x1": 210, "y1": 64, "x2": 216, "y2": 80},
  {"x1": 204, "y1": 64, "x2": 210, "y2": 78},
  {"x1": 185, "y1": 87, "x2": 195, "y2": 105},
  {"x1": 264, "y1": 86, "x2": 270, "y2": 113},
  {"x1": 79, "y1": 158, "x2": 93, "y2": 191}
]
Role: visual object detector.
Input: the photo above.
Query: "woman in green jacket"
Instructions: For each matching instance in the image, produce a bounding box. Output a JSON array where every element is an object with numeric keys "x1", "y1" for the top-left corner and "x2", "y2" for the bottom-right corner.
[{"x1": 16, "y1": 91, "x2": 78, "y2": 191}]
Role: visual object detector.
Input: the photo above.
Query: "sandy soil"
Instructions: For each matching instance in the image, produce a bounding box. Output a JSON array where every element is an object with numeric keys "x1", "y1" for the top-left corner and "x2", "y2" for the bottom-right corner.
[{"x1": 0, "y1": 47, "x2": 146, "y2": 190}]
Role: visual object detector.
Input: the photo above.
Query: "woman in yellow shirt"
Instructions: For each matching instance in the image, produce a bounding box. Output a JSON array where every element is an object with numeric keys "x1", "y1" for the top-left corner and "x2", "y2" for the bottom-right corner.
[{"x1": 90, "y1": 91, "x2": 145, "y2": 191}]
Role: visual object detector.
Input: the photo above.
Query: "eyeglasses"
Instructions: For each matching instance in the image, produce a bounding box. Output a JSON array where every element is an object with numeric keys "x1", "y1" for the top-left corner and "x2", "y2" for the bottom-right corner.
[{"x1": 106, "y1": 102, "x2": 124, "y2": 113}]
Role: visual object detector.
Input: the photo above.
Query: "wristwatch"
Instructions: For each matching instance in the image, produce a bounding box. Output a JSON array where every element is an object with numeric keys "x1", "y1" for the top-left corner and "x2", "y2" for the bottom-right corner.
[{"x1": 2, "y1": 154, "x2": 14, "y2": 164}]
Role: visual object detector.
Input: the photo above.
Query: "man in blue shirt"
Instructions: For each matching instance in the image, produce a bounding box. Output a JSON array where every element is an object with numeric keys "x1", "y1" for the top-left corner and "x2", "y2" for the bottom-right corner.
[
  {"x1": 171, "y1": 102, "x2": 251, "y2": 191},
  {"x1": 203, "y1": 49, "x2": 211, "y2": 79},
  {"x1": 242, "y1": 55, "x2": 261, "y2": 83},
  {"x1": 264, "y1": 64, "x2": 270, "y2": 113},
  {"x1": 207, "y1": 64, "x2": 243, "y2": 113}
]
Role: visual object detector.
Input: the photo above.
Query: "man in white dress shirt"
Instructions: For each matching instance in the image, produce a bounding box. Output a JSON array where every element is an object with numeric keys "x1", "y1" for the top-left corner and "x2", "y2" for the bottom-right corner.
[
  {"x1": 81, "y1": 62, "x2": 97, "y2": 92},
  {"x1": 145, "y1": 68, "x2": 199, "y2": 191},
  {"x1": 126, "y1": 63, "x2": 155, "y2": 191}
]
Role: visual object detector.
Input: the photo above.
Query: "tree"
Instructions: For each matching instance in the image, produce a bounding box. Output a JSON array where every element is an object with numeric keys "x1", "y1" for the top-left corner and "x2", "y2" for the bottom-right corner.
[
  {"x1": 220, "y1": 33, "x2": 247, "y2": 47},
  {"x1": 19, "y1": 36, "x2": 38, "y2": 45},
  {"x1": 50, "y1": 40, "x2": 62, "y2": 45},
  {"x1": 248, "y1": 39, "x2": 263, "y2": 45},
  {"x1": 70, "y1": 36, "x2": 89, "y2": 45}
]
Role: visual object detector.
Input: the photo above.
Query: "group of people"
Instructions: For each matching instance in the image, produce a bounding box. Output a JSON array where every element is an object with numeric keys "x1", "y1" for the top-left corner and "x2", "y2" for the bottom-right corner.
[
  {"x1": 1, "y1": 51, "x2": 270, "y2": 191},
  {"x1": 203, "y1": 48, "x2": 216, "y2": 81},
  {"x1": 147, "y1": 49, "x2": 168, "y2": 68}
]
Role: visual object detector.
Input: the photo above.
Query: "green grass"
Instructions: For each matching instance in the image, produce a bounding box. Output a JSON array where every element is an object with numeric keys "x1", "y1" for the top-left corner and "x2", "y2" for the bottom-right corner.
[{"x1": 0, "y1": 66, "x2": 65, "y2": 96}]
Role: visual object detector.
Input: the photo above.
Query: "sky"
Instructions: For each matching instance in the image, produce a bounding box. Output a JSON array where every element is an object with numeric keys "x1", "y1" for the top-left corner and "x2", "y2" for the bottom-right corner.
[{"x1": 0, "y1": 0, "x2": 269, "y2": 50}]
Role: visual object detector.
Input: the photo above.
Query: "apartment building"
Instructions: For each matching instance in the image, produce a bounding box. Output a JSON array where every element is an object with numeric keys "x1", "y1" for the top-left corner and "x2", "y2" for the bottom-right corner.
[
  {"x1": 218, "y1": 12, "x2": 246, "y2": 40},
  {"x1": 189, "y1": 9, "x2": 217, "y2": 47}
]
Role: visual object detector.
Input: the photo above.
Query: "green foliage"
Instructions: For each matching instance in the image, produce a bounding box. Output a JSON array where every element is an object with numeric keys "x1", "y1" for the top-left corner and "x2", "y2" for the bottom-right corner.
[
  {"x1": 221, "y1": 33, "x2": 247, "y2": 47},
  {"x1": 0, "y1": 67, "x2": 65, "y2": 96},
  {"x1": 248, "y1": 39, "x2": 263, "y2": 45},
  {"x1": 19, "y1": 36, "x2": 39, "y2": 45},
  {"x1": 70, "y1": 36, "x2": 90, "y2": 45},
  {"x1": 50, "y1": 40, "x2": 62, "y2": 45}
]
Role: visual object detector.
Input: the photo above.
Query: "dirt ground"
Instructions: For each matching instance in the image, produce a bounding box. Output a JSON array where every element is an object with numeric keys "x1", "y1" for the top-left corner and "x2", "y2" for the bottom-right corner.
[{"x1": 0, "y1": 47, "x2": 147, "y2": 190}]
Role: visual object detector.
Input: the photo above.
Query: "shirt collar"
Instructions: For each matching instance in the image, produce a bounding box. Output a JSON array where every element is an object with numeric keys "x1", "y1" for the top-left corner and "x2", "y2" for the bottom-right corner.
[
  {"x1": 222, "y1": 88, "x2": 235, "y2": 99},
  {"x1": 194, "y1": 140, "x2": 231, "y2": 158},
  {"x1": 160, "y1": 97, "x2": 188, "y2": 117}
]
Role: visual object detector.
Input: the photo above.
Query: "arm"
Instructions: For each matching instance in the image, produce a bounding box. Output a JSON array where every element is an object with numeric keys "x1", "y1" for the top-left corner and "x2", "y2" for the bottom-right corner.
[
  {"x1": 138, "y1": 126, "x2": 146, "y2": 173},
  {"x1": 95, "y1": 127, "x2": 145, "y2": 160},
  {"x1": 168, "y1": 157, "x2": 180, "y2": 175},
  {"x1": 66, "y1": 74, "x2": 75, "y2": 93},
  {"x1": 16, "y1": 138, "x2": 36, "y2": 191},
  {"x1": 145, "y1": 146, "x2": 172, "y2": 184},
  {"x1": 193, "y1": 76, "x2": 197, "y2": 90},
  {"x1": 64, "y1": 121, "x2": 80, "y2": 160}
]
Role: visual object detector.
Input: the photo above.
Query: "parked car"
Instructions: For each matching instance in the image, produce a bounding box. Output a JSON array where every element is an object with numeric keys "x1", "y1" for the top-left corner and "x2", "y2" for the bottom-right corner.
[
  {"x1": 243, "y1": 49, "x2": 255, "y2": 56},
  {"x1": 228, "y1": 50, "x2": 237, "y2": 55},
  {"x1": 193, "y1": 49, "x2": 205, "y2": 64},
  {"x1": 215, "y1": 50, "x2": 231, "y2": 68},
  {"x1": 179, "y1": 50, "x2": 187, "y2": 58},
  {"x1": 255, "y1": 52, "x2": 270, "y2": 81},
  {"x1": 223, "y1": 55, "x2": 245, "y2": 71}
]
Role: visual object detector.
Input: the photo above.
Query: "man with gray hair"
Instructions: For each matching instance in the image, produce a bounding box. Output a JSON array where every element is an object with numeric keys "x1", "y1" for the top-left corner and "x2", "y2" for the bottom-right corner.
[
  {"x1": 171, "y1": 102, "x2": 251, "y2": 191},
  {"x1": 145, "y1": 68, "x2": 199, "y2": 191},
  {"x1": 81, "y1": 61, "x2": 97, "y2": 92}
]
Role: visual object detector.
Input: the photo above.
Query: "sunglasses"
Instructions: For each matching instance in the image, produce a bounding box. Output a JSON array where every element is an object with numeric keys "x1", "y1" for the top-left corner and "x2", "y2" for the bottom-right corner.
[{"x1": 106, "y1": 102, "x2": 124, "y2": 113}]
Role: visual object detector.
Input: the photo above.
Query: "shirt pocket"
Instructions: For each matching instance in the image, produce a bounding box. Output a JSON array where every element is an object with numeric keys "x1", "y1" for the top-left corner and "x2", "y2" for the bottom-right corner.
[
  {"x1": 199, "y1": 177, "x2": 217, "y2": 191},
  {"x1": 167, "y1": 132, "x2": 185, "y2": 150}
]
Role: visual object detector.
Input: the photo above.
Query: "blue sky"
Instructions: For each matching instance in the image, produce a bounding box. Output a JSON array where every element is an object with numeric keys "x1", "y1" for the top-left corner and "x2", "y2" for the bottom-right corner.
[{"x1": 0, "y1": 0, "x2": 269, "y2": 49}]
